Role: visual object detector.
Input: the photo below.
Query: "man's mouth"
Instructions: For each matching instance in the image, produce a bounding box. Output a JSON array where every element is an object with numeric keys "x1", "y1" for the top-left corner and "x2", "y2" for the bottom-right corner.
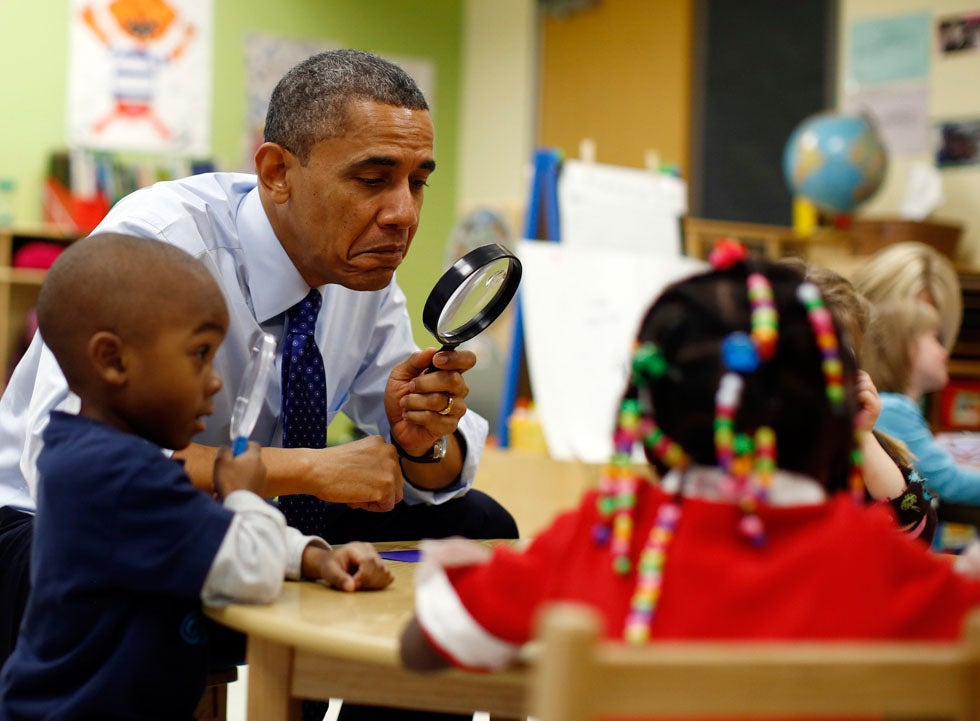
[{"x1": 361, "y1": 245, "x2": 406, "y2": 258}]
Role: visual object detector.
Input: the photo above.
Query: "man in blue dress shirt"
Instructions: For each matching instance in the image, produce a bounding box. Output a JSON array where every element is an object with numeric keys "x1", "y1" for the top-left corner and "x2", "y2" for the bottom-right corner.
[{"x1": 0, "y1": 49, "x2": 516, "y2": 719}]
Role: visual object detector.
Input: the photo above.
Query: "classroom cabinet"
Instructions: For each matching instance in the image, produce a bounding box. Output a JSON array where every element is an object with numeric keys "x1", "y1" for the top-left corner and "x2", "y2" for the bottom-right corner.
[{"x1": 0, "y1": 226, "x2": 78, "y2": 390}]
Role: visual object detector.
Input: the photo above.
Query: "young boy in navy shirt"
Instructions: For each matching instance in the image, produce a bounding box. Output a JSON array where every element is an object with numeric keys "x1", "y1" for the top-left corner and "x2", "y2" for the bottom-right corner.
[{"x1": 0, "y1": 233, "x2": 392, "y2": 721}]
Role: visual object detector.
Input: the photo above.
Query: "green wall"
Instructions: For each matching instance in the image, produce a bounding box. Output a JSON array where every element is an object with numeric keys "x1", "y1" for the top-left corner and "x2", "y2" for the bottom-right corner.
[{"x1": 0, "y1": 0, "x2": 463, "y2": 342}]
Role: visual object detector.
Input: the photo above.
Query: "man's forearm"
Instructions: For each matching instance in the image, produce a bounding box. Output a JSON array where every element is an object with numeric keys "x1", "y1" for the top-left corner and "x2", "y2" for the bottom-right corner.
[{"x1": 175, "y1": 442, "x2": 315, "y2": 497}]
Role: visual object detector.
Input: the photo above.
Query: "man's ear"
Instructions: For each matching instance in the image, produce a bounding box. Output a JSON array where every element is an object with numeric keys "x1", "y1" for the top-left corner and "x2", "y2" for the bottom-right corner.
[
  {"x1": 88, "y1": 331, "x2": 127, "y2": 386},
  {"x1": 255, "y1": 142, "x2": 293, "y2": 203}
]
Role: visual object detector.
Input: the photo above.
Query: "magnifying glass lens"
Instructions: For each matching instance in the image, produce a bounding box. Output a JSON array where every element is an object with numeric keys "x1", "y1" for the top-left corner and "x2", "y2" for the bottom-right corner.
[
  {"x1": 437, "y1": 258, "x2": 514, "y2": 339},
  {"x1": 423, "y1": 243, "x2": 523, "y2": 351}
]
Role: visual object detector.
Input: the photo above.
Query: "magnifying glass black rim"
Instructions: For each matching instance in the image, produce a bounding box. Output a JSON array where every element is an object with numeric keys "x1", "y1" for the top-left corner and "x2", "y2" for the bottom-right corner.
[{"x1": 423, "y1": 243, "x2": 522, "y2": 349}]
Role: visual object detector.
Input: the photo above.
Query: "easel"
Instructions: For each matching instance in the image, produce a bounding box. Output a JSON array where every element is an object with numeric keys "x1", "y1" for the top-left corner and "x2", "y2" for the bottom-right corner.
[
  {"x1": 495, "y1": 148, "x2": 562, "y2": 447},
  {"x1": 495, "y1": 144, "x2": 671, "y2": 447}
]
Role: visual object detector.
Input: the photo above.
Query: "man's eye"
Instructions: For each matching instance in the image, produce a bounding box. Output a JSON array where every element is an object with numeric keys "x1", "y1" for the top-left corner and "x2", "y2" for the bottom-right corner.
[
  {"x1": 411, "y1": 179, "x2": 430, "y2": 190},
  {"x1": 356, "y1": 177, "x2": 385, "y2": 186}
]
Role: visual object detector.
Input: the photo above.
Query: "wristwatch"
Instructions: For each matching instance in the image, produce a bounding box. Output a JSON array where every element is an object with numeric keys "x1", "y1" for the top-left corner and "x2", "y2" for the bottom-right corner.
[{"x1": 392, "y1": 435, "x2": 448, "y2": 463}]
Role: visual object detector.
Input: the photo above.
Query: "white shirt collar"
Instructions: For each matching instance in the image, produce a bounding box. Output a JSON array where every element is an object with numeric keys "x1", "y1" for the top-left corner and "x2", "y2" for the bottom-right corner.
[
  {"x1": 237, "y1": 189, "x2": 313, "y2": 323},
  {"x1": 660, "y1": 466, "x2": 827, "y2": 506}
]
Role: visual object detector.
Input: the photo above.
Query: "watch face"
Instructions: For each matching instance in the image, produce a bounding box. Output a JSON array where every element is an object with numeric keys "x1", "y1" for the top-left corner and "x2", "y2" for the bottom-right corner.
[{"x1": 432, "y1": 435, "x2": 449, "y2": 460}]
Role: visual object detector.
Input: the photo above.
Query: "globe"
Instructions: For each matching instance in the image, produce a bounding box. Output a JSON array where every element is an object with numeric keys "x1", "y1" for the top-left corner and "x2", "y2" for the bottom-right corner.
[{"x1": 782, "y1": 113, "x2": 887, "y2": 214}]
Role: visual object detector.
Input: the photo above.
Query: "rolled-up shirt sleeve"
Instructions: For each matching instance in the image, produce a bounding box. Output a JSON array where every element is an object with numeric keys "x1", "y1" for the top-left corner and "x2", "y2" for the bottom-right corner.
[
  {"x1": 202, "y1": 491, "x2": 330, "y2": 606},
  {"x1": 285, "y1": 526, "x2": 330, "y2": 581},
  {"x1": 202, "y1": 491, "x2": 287, "y2": 606}
]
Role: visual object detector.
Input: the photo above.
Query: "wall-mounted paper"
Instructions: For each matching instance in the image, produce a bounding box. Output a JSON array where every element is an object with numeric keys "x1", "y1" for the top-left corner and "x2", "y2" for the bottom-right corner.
[
  {"x1": 518, "y1": 239, "x2": 705, "y2": 462},
  {"x1": 847, "y1": 13, "x2": 930, "y2": 88},
  {"x1": 844, "y1": 83, "x2": 929, "y2": 155},
  {"x1": 557, "y1": 159, "x2": 687, "y2": 256}
]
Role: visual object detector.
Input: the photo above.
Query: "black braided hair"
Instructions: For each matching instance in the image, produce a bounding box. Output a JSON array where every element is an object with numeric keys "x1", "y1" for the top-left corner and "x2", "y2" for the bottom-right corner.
[{"x1": 632, "y1": 259, "x2": 859, "y2": 494}]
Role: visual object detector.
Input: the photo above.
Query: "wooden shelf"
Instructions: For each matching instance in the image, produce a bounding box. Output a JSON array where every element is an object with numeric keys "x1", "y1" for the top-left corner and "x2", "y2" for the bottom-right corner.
[
  {"x1": 0, "y1": 267, "x2": 49, "y2": 285},
  {"x1": 0, "y1": 227, "x2": 79, "y2": 389},
  {"x1": 948, "y1": 359, "x2": 980, "y2": 380}
]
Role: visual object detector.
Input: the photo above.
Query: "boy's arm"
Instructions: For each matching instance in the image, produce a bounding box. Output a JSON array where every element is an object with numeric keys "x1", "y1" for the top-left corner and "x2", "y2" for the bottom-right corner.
[{"x1": 201, "y1": 490, "x2": 289, "y2": 607}]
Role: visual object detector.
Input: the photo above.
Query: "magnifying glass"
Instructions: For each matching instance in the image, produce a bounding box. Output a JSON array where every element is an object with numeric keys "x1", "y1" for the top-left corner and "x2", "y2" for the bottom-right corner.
[
  {"x1": 230, "y1": 332, "x2": 277, "y2": 456},
  {"x1": 423, "y1": 243, "x2": 522, "y2": 351}
]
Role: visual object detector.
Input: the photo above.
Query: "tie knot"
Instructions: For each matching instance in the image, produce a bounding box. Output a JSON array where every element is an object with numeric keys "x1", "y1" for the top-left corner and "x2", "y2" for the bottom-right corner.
[{"x1": 287, "y1": 289, "x2": 321, "y2": 336}]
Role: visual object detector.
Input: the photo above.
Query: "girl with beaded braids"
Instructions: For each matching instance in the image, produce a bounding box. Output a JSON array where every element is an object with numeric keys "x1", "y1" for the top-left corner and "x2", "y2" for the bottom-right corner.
[{"x1": 399, "y1": 255, "x2": 980, "y2": 674}]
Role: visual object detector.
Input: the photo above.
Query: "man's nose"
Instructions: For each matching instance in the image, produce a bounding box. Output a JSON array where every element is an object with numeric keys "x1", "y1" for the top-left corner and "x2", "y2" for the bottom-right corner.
[{"x1": 378, "y1": 184, "x2": 420, "y2": 229}]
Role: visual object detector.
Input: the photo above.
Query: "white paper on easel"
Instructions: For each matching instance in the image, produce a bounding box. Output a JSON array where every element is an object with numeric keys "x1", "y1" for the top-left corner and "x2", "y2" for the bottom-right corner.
[
  {"x1": 518, "y1": 240, "x2": 706, "y2": 462},
  {"x1": 558, "y1": 159, "x2": 687, "y2": 255}
]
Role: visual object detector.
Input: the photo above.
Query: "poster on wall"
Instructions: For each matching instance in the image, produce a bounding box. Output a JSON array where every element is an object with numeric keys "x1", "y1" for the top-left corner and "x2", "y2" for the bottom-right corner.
[
  {"x1": 242, "y1": 34, "x2": 339, "y2": 171},
  {"x1": 935, "y1": 119, "x2": 980, "y2": 168},
  {"x1": 843, "y1": 84, "x2": 929, "y2": 155},
  {"x1": 843, "y1": 12, "x2": 931, "y2": 158},
  {"x1": 242, "y1": 35, "x2": 436, "y2": 172},
  {"x1": 847, "y1": 12, "x2": 930, "y2": 88},
  {"x1": 66, "y1": 0, "x2": 213, "y2": 156},
  {"x1": 937, "y1": 12, "x2": 980, "y2": 55}
]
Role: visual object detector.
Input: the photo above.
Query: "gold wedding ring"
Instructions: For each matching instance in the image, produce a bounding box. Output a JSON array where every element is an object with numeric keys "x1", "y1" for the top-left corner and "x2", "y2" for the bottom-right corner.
[{"x1": 439, "y1": 394, "x2": 454, "y2": 415}]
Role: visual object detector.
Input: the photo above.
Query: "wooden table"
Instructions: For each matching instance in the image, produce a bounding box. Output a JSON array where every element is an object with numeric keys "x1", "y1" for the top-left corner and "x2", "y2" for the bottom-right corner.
[{"x1": 204, "y1": 542, "x2": 526, "y2": 720}]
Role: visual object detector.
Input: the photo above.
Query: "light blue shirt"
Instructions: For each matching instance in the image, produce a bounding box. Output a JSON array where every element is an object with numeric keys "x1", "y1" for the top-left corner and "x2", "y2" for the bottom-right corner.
[
  {"x1": 0, "y1": 172, "x2": 487, "y2": 512},
  {"x1": 875, "y1": 391, "x2": 980, "y2": 505}
]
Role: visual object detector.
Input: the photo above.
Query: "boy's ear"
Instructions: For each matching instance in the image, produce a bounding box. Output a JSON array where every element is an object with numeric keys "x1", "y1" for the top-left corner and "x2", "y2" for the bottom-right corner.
[
  {"x1": 254, "y1": 142, "x2": 293, "y2": 203},
  {"x1": 88, "y1": 331, "x2": 127, "y2": 385}
]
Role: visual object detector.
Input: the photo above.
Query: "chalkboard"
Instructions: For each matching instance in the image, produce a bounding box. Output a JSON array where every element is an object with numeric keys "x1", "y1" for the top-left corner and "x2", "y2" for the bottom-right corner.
[{"x1": 690, "y1": 0, "x2": 837, "y2": 225}]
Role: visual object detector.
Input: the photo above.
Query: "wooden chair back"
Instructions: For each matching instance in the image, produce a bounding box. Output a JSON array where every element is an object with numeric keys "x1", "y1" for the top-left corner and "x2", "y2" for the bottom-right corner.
[{"x1": 530, "y1": 602, "x2": 980, "y2": 721}]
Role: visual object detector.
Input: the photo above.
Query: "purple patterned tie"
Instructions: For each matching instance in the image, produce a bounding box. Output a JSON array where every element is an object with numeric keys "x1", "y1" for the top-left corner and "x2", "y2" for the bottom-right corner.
[{"x1": 277, "y1": 289, "x2": 330, "y2": 536}]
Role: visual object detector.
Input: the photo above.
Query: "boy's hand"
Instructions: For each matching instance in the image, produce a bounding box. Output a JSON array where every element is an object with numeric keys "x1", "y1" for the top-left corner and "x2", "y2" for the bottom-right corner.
[
  {"x1": 854, "y1": 370, "x2": 882, "y2": 432},
  {"x1": 303, "y1": 541, "x2": 394, "y2": 592},
  {"x1": 213, "y1": 442, "x2": 268, "y2": 500}
]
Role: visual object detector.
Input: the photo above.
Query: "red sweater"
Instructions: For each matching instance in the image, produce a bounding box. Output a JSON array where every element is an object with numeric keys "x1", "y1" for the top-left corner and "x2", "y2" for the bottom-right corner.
[{"x1": 416, "y1": 482, "x2": 980, "y2": 670}]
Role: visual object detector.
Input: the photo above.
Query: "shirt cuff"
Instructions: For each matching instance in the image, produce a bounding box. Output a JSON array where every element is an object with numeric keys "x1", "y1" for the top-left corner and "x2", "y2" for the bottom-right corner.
[
  {"x1": 401, "y1": 410, "x2": 489, "y2": 506},
  {"x1": 202, "y1": 491, "x2": 288, "y2": 607},
  {"x1": 286, "y1": 527, "x2": 331, "y2": 580}
]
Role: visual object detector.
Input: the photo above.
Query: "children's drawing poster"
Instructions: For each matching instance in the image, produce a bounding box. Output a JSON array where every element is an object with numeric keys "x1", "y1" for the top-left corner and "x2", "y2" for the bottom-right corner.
[{"x1": 67, "y1": 0, "x2": 213, "y2": 155}]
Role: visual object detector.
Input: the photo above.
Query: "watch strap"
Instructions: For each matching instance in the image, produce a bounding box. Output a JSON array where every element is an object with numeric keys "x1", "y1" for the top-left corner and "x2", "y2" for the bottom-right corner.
[{"x1": 391, "y1": 435, "x2": 448, "y2": 463}]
